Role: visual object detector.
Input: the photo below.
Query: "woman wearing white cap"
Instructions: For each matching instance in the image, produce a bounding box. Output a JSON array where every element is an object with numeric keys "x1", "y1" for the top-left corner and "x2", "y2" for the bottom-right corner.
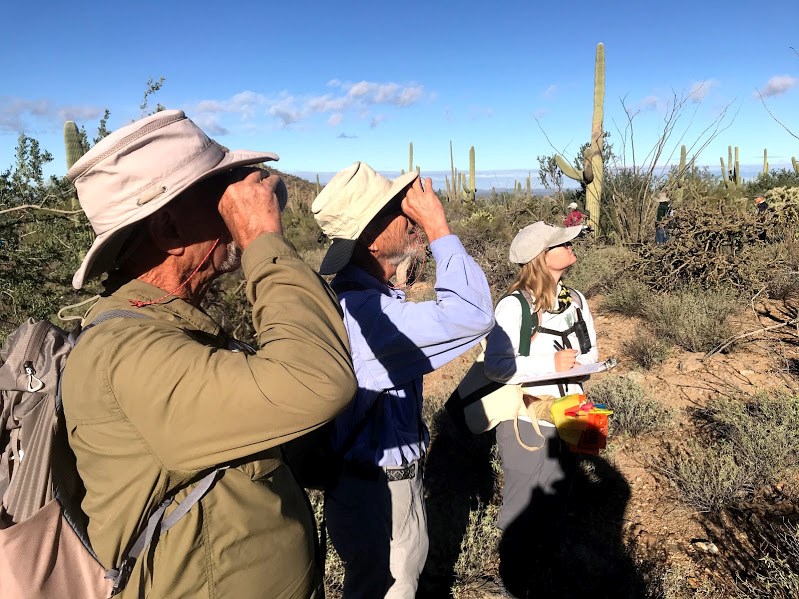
[{"x1": 483, "y1": 221, "x2": 598, "y2": 594}]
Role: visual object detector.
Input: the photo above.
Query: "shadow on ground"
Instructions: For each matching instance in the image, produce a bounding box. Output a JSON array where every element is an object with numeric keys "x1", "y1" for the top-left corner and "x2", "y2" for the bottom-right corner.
[{"x1": 420, "y1": 407, "x2": 651, "y2": 598}]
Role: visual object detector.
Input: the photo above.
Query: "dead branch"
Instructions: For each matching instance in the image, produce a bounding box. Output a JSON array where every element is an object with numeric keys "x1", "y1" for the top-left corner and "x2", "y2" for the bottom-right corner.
[
  {"x1": 755, "y1": 89, "x2": 799, "y2": 141},
  {"x1": 0, "y1": 204, "x2": 82, "y2": 217},
  {"x1": 704, "y1": 319, "x2": 799, "y2": 359}
]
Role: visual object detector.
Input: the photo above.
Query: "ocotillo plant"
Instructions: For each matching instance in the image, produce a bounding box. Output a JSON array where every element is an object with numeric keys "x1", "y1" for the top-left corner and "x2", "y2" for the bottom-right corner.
[
  {"x1": 763, "y1": 148, "x2": 769, "y2": 175},
  {"x1": 720, "y1": 145, "x2": 742, "y2": 189},
  {"x1": 461, "y1": 146, "x2": 476, "y2": 202},
  {"x1": 674, "y1": 145, "x2": 687, "y2": 204},
  {"x1": 554, "y1": 42, "x2": 604, "y2": 234}
]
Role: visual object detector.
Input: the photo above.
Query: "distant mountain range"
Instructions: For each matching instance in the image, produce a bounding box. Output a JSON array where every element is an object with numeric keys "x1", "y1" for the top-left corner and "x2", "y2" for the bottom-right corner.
[{"x1": 289, "y1": 163, "x2": 794, "y2": 194}]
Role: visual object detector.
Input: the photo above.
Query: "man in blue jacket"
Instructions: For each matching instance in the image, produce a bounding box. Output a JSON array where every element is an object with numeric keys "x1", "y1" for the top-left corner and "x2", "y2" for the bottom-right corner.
[{"x1": 312, "y1": 162, "x2": 494, "y2": 598}]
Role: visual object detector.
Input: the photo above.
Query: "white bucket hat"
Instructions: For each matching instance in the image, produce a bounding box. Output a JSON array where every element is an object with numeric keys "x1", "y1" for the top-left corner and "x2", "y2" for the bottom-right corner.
[
  {"x1": 568, "y1": 202, "x2": 579, "y2": 210},
  {"x1": 312, "y1": 162, "x2": 418, "y2": 275},
  {"x1": 509, "y1": 221, "x2": 583, "y2": 264},
  {"x1": 68, "y1": 109, "x2": 279, "y2": 289}
]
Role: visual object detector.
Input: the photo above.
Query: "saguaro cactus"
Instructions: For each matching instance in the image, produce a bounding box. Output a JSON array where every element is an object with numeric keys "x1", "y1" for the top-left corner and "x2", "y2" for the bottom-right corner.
[
  {"x1": 461, "y1": 146, "x2": 476, "y2": 202},
  {"x1": 449, "y1": 141, "x2": 458, "y2": 203},
  {"x1": 64, "y1": 121, "x2": 88, "y2": 170},
  {"x1": 720, "y1": 145, "x2": 742, "y2": 189},
  {"x1": 793, "y1": 156, "x2": 799, "y2": 175},
  {"x1": 554, "y1": 42, "x2": 604, "y2": 234},
  {"x1": 409, "y1": 142, "x2": 413, "y2": 175},
  {"x1": 763, "y1": 148, "x2": 769, "y2": 175}
]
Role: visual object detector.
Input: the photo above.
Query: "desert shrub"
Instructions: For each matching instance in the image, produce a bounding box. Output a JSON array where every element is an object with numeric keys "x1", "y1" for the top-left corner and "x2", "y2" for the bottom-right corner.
[
  {"x1": 694, "y1": 394, "x2": 799, "y2": 486},
  {"x1": 656, "y1": 440, "x2": 754, "y2": 512},
  {"x1": 588, "y1": 375, "x2": 672, "y2": 437},
  {"x1": 451, "y1": 502, "x2": 501, "y2": 596},
  {"x1": 643, "y1": 287, "x2": 738, "y2": 353},
  {"x1": 600, "y1": 277, "x2": 651, "y2": 317},
  {"x1": 634, "y1": 197, "x2": 799, "y2": 292},
  {"x1": 736, "y1": 522, "x2": 799, "y2": 599},
  {"x1": 565, "y1": 241, "x2": 636, "y2": 297},
  {"x1": 283, "y1": 201, "x2": 324, "y2": 254},
  {"x1": 621, "y1": 329, "x2": 670, "y2": 369},
  {"x1": 745, "y1": 168, "x2": 799, "y2": 198}
]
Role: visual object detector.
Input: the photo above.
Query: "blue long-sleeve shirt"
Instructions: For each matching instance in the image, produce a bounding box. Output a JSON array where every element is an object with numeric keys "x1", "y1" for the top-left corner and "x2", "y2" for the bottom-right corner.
[{"x1": 331, "y1": 234, "x2": 495, "y2": 467}]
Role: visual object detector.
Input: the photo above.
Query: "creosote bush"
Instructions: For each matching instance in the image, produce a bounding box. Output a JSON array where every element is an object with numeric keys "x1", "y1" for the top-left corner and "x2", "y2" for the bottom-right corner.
[
  {"x1": 588, "y1": 375, "x2": 672, "y2": 437},
  {"x1": 694, "y1": 394, "x2": 799, "y2": 486},
  {"x1": 644, "y1": 287, "x2": 738, "y2": 353},
  {"x1": 452, "y1": 502, "x2": 501, "y2": 596},
  {"x1": 621, "y1": 329, "x2": 670, "y2": 369},
  {"x1": 600, "y1": 277, "x2": 651, "y2": 318},
  {"x1": 656, "y1": 440, "x2": 754, "y2": 512},
  {"x1": 736, "y1": 521, "x2": 799, "y2": 599},
  {"x1": 565, "y1": 242, "x2": 636, "y2": 298}
]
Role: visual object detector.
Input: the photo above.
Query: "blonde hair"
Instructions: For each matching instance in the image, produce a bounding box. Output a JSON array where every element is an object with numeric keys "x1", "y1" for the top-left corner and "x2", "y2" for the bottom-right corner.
[{"x1": 507, "y1": 251, "x2": 558, "y2": 314}]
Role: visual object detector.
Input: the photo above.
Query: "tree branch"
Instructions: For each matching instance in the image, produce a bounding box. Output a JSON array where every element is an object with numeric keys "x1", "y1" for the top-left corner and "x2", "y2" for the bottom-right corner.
[{"x1": 0, "y1": 204, "x2": 82, "y2": 217}]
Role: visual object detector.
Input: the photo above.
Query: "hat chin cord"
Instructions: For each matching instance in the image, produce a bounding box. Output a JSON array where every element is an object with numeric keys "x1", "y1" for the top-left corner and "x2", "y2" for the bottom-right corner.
[{"x1": 128, "y1": 238, "x2": 221, "y2": 308}]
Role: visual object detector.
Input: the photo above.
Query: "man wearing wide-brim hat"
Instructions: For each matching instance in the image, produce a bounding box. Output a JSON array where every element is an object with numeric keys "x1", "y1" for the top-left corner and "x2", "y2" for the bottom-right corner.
[
  {"x1": 61, "y1": 110, "x2": 356, "y2": 598},
  {"x1": 312, "y1": 162, "x2": 495, "y2": 597}
]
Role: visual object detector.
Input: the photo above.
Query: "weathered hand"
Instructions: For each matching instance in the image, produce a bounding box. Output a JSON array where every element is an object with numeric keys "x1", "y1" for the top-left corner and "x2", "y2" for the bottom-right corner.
[
  {"x1": 401, "y1": 176, "x2": 451, "y2": 243},
  {"x1": 218, "y1": 170, "x2": 285, "y2": 249}
]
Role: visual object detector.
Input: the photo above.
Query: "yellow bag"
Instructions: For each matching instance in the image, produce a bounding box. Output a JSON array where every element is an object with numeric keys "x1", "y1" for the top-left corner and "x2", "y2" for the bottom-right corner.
[{"x1": 550, "y1": 393, "x2": 613, "y2": 455}]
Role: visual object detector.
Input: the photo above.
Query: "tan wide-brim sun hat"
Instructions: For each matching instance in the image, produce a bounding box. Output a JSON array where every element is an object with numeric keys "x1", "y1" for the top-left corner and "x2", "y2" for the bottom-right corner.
[
  {"x1": 509, "y1": 221, "x2": 583, "y2": 265},
  {"x1": 68, "y1": 109, "x2": 279, "y2": 289},
  {"x1": 312, "y1": 162, "x2": 419, "y2": 275}
]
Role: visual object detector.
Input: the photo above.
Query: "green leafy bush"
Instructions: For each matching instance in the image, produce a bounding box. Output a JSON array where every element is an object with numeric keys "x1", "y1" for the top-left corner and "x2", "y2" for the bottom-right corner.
[{"x1": 588, "y1": 375, "x2": 672, "y2": 437}]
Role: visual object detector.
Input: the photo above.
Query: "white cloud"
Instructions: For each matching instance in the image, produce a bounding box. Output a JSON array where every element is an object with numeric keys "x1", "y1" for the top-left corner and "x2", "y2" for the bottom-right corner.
[
  {"x1": 268, "y1": 95, "x2": 303, "y2": 127},
  {"x1": 758, "y1": 75, "x2": 798, "y2": 98},
  {"x1": 192, "y1": 113, "x2": 229, "y2": 135},
  {"x1": 370, "y1": 114, "x2": 386, "y2": 128},
  {"x1": 0, "y1": 97, "x2": 103, "y2": 132},
  {"x1": 543, "y1": 84, "x2": 557, "y2": 99},
  {"x1": 640, "y1": 95, "x2": 659, "y2": 111},
  {"x1": 191, "y1": 80, "x2": 427, "y2": 131},
  {"x1": 688, "y1": 79, "x2": 718, "y2": 103}
]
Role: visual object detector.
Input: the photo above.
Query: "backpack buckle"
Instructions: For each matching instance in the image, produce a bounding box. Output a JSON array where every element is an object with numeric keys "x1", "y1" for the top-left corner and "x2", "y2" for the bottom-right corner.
[{"x1": 108, "y1": 556, "x2": 136, "y2": 596}]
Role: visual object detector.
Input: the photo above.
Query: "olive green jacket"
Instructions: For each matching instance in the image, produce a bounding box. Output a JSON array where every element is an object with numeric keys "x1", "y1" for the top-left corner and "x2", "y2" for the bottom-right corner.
[{"x1": 62, "y1": 234, "x2": 356, "y2": 598}]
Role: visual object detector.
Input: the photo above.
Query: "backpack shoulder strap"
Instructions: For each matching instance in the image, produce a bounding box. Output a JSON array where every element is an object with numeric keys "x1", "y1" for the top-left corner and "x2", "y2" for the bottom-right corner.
[{"x1": 507, "y1": 291, "x2": 538, "y2": 357}]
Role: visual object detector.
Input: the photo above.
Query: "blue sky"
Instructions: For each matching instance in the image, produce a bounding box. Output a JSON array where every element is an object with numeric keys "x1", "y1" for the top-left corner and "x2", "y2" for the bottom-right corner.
[{"x1": 2, "y1": 0, "x2": 797, "y2": 191}]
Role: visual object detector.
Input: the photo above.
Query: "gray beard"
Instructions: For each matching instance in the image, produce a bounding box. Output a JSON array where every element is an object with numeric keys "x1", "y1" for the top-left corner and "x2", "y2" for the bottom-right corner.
[{"x1": 218, "y1": 240, "x2": 242, "y2": 272}]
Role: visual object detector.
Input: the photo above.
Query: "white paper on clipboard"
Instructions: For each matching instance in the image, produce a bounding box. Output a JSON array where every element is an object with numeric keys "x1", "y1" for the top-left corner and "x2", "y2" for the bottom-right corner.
[{"x1": 522, "y1": 357, "x2": 618, "y2": 384}]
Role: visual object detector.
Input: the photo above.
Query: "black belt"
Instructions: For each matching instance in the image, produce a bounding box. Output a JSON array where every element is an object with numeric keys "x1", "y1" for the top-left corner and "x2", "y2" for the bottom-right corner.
[{"x1": 342, "y1": 461, "x2": 419, "y2": 482}]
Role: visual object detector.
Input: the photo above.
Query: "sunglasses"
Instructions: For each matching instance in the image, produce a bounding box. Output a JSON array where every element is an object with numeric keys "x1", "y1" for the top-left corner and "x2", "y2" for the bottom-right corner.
[{"x1": 549, "y1": 241, "x2": 573, "y2": 249}]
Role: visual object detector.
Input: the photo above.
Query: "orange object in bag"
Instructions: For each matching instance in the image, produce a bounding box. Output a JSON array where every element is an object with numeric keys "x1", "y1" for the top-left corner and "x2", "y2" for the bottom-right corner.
[{"x1": 549, "y1": 393, "x2": 612, "y2": 455}]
